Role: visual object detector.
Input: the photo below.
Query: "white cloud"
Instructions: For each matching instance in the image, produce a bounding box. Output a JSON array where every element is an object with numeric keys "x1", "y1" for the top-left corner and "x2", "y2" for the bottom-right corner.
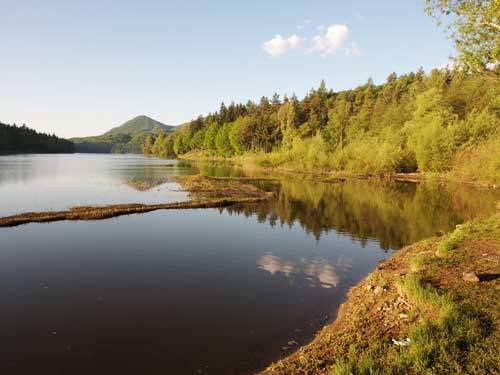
[
  {"x1": 262, "y1": 34, "x2": 304, "y2": 57},
  {"x1": 345, "y1": 42, "x2": 361, "y2": 57},
  {"x1": 263, "y1": 23, "x2": 361, "y2": 59},
  {"x1": 312, "y1": 24, "x2": 349, "y2": 56}
]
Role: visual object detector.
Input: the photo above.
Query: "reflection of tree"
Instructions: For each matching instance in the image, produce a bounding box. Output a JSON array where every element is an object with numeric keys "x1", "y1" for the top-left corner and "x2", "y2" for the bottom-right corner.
[{"x1": 225, "y1": 177, "x2": 500, "y2": 250}]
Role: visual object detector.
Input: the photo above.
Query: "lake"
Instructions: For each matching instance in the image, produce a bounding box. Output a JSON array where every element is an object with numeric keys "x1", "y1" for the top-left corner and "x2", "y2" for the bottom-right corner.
[{"x1": 0, "y1": 154, "x2": 498, "y2": 375}]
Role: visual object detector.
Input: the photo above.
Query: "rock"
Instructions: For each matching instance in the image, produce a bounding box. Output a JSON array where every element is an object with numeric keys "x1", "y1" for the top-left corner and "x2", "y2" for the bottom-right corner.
[
  {"x1": 399, "y1": 313, "x2": 409, "y2": 319},
  {"x1": 366, "y1": 284, "x2": 374, "y2": 291},
  {"x1": 374, "y1": 286, "x2": 384, "y2": 295},
  {"x1": 463, "y1": 271, "x2": 480, "y2": 282},
  {"x1": 392, "y1": 337, "x2": 410, "y2": 346}
]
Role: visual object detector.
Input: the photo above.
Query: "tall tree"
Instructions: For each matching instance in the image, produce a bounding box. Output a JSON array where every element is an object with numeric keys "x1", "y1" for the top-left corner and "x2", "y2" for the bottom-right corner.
[{"x1": 425, "y1": 0, "x2": 500, "y2": 76}]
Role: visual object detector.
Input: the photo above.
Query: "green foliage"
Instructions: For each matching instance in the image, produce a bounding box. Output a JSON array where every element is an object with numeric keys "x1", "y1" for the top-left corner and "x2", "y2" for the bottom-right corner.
[
  {"x1": 451, "y1": 138, "x2": 500, "y2": 184},
  {"x1": 144, "y1": 69, "x2": 499, "y2": 183},
  {"x1": 104, "y1": 115, "x2": 173, "y2": 135},
  {"x1": 215, "y1": 123, "x2": 234, "y2": 157},
  {"x1": 0, "y1": 122, "x2": 74, "y2": 154},
  {"x1": 72, "y1": 115, "x2": 173, "y2": 154},
  {"x1": 405, "y1": 88, "x2": 458, "y2": 172},
  {"x1": 142, "y1": 134, "x2": 155, "y2": 155},
  {"x1": 203, "y1": 121, "x2": 219, "y2": 155},
  {"x1": 424, "y1": 0, "x2": 500, "y2": 74}
]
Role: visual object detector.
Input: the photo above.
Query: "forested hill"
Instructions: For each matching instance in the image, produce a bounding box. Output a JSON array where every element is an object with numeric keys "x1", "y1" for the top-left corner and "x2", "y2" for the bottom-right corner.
[
  {"x1": 142, "y1": 68, "x2": 500, "y2": 183},
  {"x1": 104, "y1": 115, "x2": 174, "y2": 135},
  {"x1": 71, "y1": 115, "x2": 174, "y2": 153},
  {"x1": 0, "y1": 122, "x2": 74, "y2": 154}
]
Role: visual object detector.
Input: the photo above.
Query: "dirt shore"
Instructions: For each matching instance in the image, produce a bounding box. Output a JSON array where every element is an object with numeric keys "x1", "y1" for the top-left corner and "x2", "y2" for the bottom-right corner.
[{"x1": 256, "y1": 215, "x2": 500, "y2": 375}]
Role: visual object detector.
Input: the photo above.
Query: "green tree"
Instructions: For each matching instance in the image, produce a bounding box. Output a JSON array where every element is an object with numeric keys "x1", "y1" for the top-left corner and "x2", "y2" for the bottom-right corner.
[
  {"x1": 405, "y1": 88, "x2": 458, "y2": 171},
  {"x1": 278, "y1": 100, "x2": 299, "y2": 148},
  {"x1": 142, "y1": 134, "x2": 155, "y2": 155},
  {"x1": 327, "y1": 96, "x2": 352, "y2": 150},
  {"x1": 203, "y1": 121, "x2": 219, "y2": 155},
  {"x1": 215, "y1": 123, "x2": 234, "y2": 157},
  {"x1": 425, "y1": 0, "x2": 500, "y2": 75}
]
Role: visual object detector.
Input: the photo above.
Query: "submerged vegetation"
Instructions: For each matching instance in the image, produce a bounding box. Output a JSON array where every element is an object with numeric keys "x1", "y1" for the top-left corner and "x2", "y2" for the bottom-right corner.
[
  {"x1": 0, "y1": 122, "x2": 74, "y2": 154},
  {"x1": 259, "y1": 214, "x2": 500, "y2": 375}
]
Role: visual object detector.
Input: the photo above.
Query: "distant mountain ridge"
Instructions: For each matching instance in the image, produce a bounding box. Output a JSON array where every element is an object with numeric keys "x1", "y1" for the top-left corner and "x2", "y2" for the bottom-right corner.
[
  {"x1": 71, "y1": 115, "x2": 175, "y2": 154},
  {"x1": 103, "y1": 115, "x2": 175, "y2": 136}
]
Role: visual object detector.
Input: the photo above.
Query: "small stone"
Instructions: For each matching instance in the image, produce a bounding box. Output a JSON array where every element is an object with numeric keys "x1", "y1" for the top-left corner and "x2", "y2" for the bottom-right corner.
[
  {"x1": 463, "y1": 271, "x2": 480, "y2": 283},
  {"x1": 366, "y1": 285, "x2": 374, "y2": 291},
  {"x1": 399, "y1": 313, "x2": 409, "y2": 319},
  {"x1": 374, "y1": 286, "x2": 384, "y2": 295}
]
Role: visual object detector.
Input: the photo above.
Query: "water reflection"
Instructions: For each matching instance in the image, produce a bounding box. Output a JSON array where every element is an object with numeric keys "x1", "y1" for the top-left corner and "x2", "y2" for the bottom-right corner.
[
  {"x1": 0, "y1": 154, "x2": 197, "y2": 215},
  {"x1": 221, "y1": 177, "x2": 500, "y2": 250},
  {"x1": 0, "y1": 157, "x2": 498, "y2": 375},
  {"x1": 257, "y1": 254, "x2": 352, "y2": 289}
]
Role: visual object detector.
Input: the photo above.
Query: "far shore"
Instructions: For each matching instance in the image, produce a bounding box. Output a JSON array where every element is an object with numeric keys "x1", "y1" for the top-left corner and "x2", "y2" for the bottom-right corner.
[{"x1": 179, "y1": 153, "x2": 500, "y2": 190}]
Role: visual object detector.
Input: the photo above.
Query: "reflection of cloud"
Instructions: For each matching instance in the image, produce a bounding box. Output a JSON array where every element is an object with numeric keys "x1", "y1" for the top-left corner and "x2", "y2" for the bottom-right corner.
[
  {"x1": 302, "y1": 258, "x2": 340, "y2": 288},
  {"x1": 257, "y1": 254, "x2": 294, "y2": 276},
  {"x1": 257, "y1": 254, "x2": 352, "y2": 289}
]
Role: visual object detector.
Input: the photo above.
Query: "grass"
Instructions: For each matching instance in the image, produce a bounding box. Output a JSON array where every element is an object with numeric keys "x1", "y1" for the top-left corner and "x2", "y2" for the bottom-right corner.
[{"x1": 259, "y1": 215, "x2": 500, "y2": 375}]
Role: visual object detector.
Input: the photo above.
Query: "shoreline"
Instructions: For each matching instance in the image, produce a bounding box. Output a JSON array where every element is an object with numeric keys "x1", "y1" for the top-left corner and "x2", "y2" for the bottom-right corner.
[
  {"x1": 181, "y1": 154, "x2": 500, "y2": 190},
  {"x1": 255, "y1": 214, "x2": 500, "y2": 374}
]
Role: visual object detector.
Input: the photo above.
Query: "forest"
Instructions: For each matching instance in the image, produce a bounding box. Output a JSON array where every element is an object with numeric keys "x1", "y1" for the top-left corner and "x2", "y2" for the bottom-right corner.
[
  {"x1": 142, "y1": 69, "x2": 499, "y2": 182},
  {"x1": 142, "y1": 0, "x2": 499, "y2": 184},
  {"x1": 0, "y1": 122, "x2": 74, "y2": 154}
]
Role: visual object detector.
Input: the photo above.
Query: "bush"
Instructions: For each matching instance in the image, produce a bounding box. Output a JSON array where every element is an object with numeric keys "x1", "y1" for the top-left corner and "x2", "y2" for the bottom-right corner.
[{"x1": 451, "y1": 138, "x2": 500, "y2": 184}]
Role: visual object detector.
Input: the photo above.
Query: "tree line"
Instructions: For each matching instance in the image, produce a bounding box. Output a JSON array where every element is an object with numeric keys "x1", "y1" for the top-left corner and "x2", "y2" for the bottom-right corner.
[
  {"x1": 142, "y1": 68, "x2": 499, "y2": 176},
  {"x1": 141, "y1": 0, "x2": 499, "y2": 180},
  {"x1": 0, "y1": 122, "x2": 74, "y2": 154}
]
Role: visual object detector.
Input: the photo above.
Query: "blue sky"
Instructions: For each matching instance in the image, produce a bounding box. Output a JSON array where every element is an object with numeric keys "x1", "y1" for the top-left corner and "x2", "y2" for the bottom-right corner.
[{"x1": 0, "y1": 0, "x2": 455, "y2": 138}]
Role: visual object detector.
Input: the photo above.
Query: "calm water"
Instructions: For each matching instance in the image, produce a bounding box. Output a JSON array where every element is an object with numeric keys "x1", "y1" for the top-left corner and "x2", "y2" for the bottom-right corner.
[
  {"x1": 1, "y1": 154, "x2": 499, "y2": 375},
  {"x1": 0, "y1": 154, "x2": 196, "y2": 216}
]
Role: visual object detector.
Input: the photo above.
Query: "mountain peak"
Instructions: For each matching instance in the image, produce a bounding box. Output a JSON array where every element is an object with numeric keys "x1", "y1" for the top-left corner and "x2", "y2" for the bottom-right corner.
[{"x1": 104, "y1": 116, "x2": 174, "y2": 136}]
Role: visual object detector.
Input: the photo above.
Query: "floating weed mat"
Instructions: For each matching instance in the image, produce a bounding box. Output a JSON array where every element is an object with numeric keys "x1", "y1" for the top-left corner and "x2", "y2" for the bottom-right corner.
[{"x1": 0, "y1": 175, "x2": 273, "y2": 228}]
